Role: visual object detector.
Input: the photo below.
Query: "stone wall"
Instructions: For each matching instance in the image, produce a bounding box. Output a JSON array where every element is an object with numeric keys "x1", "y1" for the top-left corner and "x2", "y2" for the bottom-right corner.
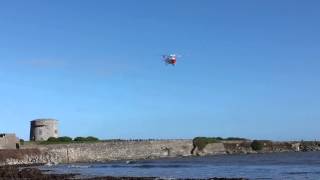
[
  {"x1": 43, "y1": 140, "x2": 193, "y2": 163},
  {"x1": 5, "y1": 140, "x2": 193, "y2": 165},
  {"x1": 1, "y1": 140, "x2": 320, "y2": 166}
]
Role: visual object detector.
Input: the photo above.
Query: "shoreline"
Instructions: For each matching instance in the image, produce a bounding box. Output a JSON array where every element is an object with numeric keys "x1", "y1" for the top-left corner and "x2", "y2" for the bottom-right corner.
[
  {"x1": 0, "y1": 165, "x2": 248, "y2": 180},
  {"x1": 2, "y1": 139, "x2": 320, "y2": 166},
  {"x1": 2, "y1": 151, "x2": 320, "y2": 180}
]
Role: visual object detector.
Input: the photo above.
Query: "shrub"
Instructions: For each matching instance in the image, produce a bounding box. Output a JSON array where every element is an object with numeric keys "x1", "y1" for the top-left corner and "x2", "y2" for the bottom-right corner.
[
  {"x1": 74, "y1": 136, "x2": 99, "y2": 142},
  {"x1": 47, "y1": 137, "x2": 58, "y2": 142},
  {"x1": 85, "y1": 136, "x2": 99, "y2": 141},
  {"x1": 251, "y1": 140, "x2": 263, "y2": 151},
  {"x1": 225, "y1": 137, "x2": 248, "y2": 141},
  {"x1": 43, "y1": 136, "x2": 99, "y2": 144},
  {"x1": 193, "y1": 137, "x2": 221, "y2": 150},
  {"x1": 19, "y1": 139, "x2": 25, "y2": 145},
  {"x1": 74, "y1": 137, "x2": 86, "y2": 142},
  {"x1": 57, "y1": 136, "x2": 73, "y2": 142}
]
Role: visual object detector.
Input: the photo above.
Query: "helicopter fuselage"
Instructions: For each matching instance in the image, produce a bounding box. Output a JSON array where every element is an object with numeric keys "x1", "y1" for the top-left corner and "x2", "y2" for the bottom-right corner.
[{"x1": 163, "y1": 55, "x2": 177, "y2": 65}]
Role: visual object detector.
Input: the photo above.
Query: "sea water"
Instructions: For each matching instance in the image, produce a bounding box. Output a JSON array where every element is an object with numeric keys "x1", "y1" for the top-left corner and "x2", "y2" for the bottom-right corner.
[{"x1": 40, "y1": 151, "x2": 320, "y2": 179}]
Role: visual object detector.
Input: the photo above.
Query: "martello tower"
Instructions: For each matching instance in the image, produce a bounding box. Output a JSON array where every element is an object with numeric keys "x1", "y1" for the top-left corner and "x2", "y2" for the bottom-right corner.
[{"x1": 30, "y1": 119, "x2": 59, "y2": 141}]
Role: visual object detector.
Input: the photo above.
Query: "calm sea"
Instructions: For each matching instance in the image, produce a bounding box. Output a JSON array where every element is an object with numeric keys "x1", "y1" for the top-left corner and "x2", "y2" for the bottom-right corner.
[{"x1": 41, "y1": 151, "x2": 320, "y2": 180}]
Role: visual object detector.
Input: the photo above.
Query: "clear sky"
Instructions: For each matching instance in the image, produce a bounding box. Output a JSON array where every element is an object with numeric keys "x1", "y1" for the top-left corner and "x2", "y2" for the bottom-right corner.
[{"x1": 0, "y1": 0, "x2": 319, "y2": 140}]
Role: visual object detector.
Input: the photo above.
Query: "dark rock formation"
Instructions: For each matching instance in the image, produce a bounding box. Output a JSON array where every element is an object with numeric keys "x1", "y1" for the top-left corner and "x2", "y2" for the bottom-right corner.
[{"x1": 0, "y1": 165, "x2": 77, "y2": 180}]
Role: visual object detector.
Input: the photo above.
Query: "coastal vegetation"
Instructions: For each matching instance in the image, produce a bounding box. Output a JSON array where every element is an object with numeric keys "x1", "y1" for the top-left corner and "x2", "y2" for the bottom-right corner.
[
  {"x1": 32, "y1": 138, "x2": 194, "y2": 145},
  {"x1": 250, "y1": 140, "x2": 263, "y2": 151},
  {"x1": 48, "y1": 136, "x2": 73, "y2": 142},
  {"x1": 74, "y1": 136, "x2": 99, "y2": 142},
  {"x1": 19, "y1": 139, "x2": 24, "y2": 145},
  {"x1": 40, "y1": 136, "x2": 100, "y2": 144},
  {"x1": 193, "y1": 137, "x2": 275, "y2": 152},
  {"x1": 193, "y1": 137, "x2": 249, "y2": 150},
  {"x1": 193, "y1": 137, "x2": 221, "y2": 150}
]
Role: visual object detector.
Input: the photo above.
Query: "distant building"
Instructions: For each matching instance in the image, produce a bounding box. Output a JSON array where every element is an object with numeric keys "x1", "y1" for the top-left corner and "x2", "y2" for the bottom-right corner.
[
  {"x1": 30, "y1": 119, "x2": 59, "y2": 141},
  {"x1": 0, "y1": 133, "x2": 19, "y2": 149}
]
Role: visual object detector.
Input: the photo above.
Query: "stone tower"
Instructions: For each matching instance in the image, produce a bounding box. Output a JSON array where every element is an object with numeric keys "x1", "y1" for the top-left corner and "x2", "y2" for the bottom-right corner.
[{"x1": 30, "y1": 119, "x2": 59, "y2": 141}]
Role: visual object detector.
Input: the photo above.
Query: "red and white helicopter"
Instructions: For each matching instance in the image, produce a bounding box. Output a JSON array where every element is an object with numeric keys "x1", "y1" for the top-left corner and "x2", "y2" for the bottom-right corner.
[{"x1": 162, "y1": 54, "x2": 180, "y2": 66}]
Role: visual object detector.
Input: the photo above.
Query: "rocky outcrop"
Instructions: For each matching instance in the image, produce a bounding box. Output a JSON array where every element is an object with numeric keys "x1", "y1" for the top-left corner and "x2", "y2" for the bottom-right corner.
[
  {"x1": 0, "y1": 166, "x2": 77, "y2": 179},
  {"x1": 192, "y1": 143, "x2": 226, "y2": 156},
  {"x1": 223, "y1": 141, "x2": 254, "y2": 154},
  {"x1": 192, "y1": 140, "x2": 320, "y2": 156},
  {"x1": 300, "y1": 142, "x2": 320, "y2": 151}
]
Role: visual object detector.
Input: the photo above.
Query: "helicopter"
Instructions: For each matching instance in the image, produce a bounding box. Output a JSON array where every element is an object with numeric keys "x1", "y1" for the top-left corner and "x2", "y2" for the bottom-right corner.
[{"x1": 162, "y1": 54, "x2": 180, "y2": 66}]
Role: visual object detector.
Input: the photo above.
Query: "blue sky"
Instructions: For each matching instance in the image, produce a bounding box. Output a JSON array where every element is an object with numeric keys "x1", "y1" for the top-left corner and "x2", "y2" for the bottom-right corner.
[{"x1": 0, "y1": 0, "x2": 320, "y2": 140}]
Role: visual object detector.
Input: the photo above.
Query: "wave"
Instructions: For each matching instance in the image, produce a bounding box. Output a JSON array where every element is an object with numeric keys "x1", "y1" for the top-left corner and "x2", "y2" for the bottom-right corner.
[
  {"x1": 285, "y1": 171, "x2": 320, "y2": 175},
  {"x1": 95, "y1": 164, "x2": 194, "y2": 169},
  {"x1": 68, "y1": 165, "x2": 91, "y2": 168}
]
